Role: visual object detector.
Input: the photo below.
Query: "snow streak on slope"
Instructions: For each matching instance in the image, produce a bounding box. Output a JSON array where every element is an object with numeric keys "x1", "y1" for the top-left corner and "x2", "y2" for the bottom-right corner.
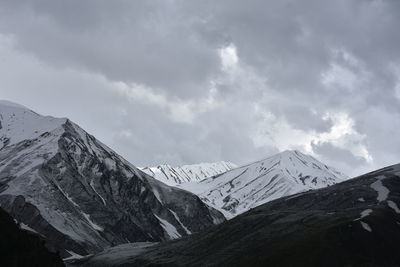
[
  {"x1": 180, "y1": 150, "x2": 348, "y2": 218},
  {"x1": 140, "y1": 162, "x2": 236, "y2": 186},
  {"x1": 0, "y1": 100, "x2": 225, "y2": 257}
]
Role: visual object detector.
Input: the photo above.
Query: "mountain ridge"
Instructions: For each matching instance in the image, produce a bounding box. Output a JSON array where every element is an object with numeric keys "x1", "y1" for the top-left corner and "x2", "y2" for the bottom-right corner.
[{"x1": 140, "y1": 161, "x2": 236, "y2": 186}]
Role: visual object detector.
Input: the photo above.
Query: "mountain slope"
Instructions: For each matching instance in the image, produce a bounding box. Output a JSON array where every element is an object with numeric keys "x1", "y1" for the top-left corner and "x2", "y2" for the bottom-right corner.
[
  {"x1": 70, "y1": 163, "x2": 400, "y2": 267},
  {"x1": 0, "y1": 101, "x2": 225, "y2": 258},
  {"x1": 140, "y1": 161, "x2": 236, "y2": 186},
  {"x1": 179, "y1": 150, "x2": 347, "y2": 218}
]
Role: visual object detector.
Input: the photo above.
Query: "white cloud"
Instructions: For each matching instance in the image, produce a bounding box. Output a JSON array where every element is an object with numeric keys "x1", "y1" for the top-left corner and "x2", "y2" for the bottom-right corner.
[
  {"x1": 219, "y1": 43, "x2": 239, "y2": 71},
  {"x1": 113, "y1": 80, "x2": 220, "y2": 124},
  {"x1": 316, "y1": 112, "x2": 372, "y2": 163},
  {"x1": 252, "y1": 107, "x2": 372, "y2": 173}
]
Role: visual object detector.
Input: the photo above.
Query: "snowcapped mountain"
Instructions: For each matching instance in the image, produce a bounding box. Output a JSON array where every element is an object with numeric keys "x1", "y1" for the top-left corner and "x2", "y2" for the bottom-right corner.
[
  {"x1": 140, "y1": 161, "x2": 237, "y2": 186},
  {"x1": 179, "y1": 150, "x2": 348, "y2": 218},
  {"x1": 0, "y1": 100, "x2": 225, "y2": 258}
]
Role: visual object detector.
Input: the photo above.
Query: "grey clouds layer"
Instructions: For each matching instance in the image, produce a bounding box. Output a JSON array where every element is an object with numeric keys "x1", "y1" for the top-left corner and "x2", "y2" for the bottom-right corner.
[{"x1": 1, "y1": 0, "x2": 400, "y2": 176}]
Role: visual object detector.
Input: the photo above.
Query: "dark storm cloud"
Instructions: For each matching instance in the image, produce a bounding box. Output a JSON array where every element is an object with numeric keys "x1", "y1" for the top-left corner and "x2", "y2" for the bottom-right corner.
[
  {"x1": 0, "y1": 0, "x2": 400, "y2": 176},
  {"x1": 0, "y1": 0, "x2": 221, "y2": 97}
]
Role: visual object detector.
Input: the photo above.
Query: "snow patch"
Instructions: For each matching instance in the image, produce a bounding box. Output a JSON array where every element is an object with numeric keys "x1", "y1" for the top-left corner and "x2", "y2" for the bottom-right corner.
[
  {"x1": 82, "y1": 212, "x2": 103, "y2": 232},
  {"x1": 20, "y1": 223, "x2": 39, "y2": 234},
  {"x1": 388, "y1": 200, "x2": 400, "y2": 214},
  {"x1": 90, "y1": 180, "x2": 106, "y2": 206},
  {"x1": 64, "y1": 250, "x2": 84, "y2": 260},
  {"x1": 354, "y1": 209, "x2": 373, "y2": 221},
  {"x1": 169, "y1": 209, "x2": 191, "y2": 234},
  {"x1": 154, "y1": 214, "x2": 181, "y2": 239},
  {"x1": 370, "y1": 176, "x2": 389, "y2": 202},
  {"x1": 152, "y1": 189, "x2": 163, "y2": 204},
  {"x1": 360, "y1": 221, "x2": 372, "y2": 232}
]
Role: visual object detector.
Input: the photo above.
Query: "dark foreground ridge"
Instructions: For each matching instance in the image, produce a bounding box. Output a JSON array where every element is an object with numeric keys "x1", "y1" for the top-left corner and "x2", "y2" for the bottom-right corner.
[
  {"x1": 0, "y1": 207, "x2": 64, "y2": 267},
  {"x1": 69, "y1": 163, "x2": 400, "y2": 267}
]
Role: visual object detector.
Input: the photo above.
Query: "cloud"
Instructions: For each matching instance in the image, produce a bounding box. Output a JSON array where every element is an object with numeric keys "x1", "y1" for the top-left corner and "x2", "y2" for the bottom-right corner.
[{"x1": 1, "y1": 0, "x2": 400, "y2": 177}]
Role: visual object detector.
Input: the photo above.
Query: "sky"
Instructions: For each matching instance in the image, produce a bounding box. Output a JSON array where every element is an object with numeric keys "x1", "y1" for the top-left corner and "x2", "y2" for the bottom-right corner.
[{"x1": 0, "y1": 0, "x2": 400, "y2": 177}]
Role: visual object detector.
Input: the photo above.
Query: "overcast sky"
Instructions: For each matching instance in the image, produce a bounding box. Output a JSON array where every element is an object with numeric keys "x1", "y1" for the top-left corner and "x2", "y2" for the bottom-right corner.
[{"x1": 1, "y1": 0, "x2": 399, "y2": 176}]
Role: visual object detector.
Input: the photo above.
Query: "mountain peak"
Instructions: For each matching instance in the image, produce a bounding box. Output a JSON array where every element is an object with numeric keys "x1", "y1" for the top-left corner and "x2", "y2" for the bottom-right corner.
[
  {"x1": 0, "y1": 101, "x2": 66, "y2": 149},
  {"x1": 0, "y1": 101, "x2": 225, "y2": 257},
  {"x1": 277, "y1": 149, "x2": 305, "y2": 157},
  {"x1": 180, "y1": 150, "x2": 348, "y2": 218},
  {"x1": 0, "y1": 99, "x2": 30, "y2": 110}
]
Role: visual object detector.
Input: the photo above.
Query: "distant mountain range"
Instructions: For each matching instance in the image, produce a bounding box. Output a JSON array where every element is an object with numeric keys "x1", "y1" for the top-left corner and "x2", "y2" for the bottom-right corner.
[
  {"x1": 0, "y1": 100, "x2": 225, "y2": 258},
  {"x1": 140, "y1": 161, "x2": 236, "y2": 186},
  {"x1": 140, "y1": 151, "x2": 347, "y2": 219},
  {"x1": 69, "y1": 163, "x2": 400, "y2": 267},
  {"x1": 178, "y1": 150, "x2": 347, "y2": 218}
]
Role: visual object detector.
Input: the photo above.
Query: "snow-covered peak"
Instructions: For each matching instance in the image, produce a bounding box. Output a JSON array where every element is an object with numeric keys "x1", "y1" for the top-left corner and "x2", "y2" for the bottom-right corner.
[
  {"x1": 0, "y1": 100, "x2": 225, "y2": 256},
  {"x1": 255, "y1": 149, "x2": 347, "y2": 182},
  {"x1": 0, "y1": 100, "x2": 66, "y2": 149},
  {"x1": 179, "y1": 150, "x2": 348, "y2": 218},
  {"x1": 0, "y1": 100, "x2": 29, "y2": 109},
  {"x1": 140, "y1": 161, "x2": 237, "y2": 186}
]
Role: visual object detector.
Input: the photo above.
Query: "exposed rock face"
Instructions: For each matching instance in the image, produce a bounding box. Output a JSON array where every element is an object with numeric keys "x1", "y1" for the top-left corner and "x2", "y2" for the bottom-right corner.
[
  {"x1": 0, "y1": 100, "x2": 225, "y2": 258},
  {"x1": 70, "y1": 163, "x2": 400, "y2": 267},
  {"x1": 179, "y1": 150, "x2": 348, "y2": 218}
]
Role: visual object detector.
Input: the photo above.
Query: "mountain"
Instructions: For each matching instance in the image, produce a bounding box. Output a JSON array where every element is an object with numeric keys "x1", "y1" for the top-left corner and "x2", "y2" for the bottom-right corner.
[
  {"x1": 0, "y1": 207, "x2": 65, "y2": 267},
  {"x1": 69, "y1": 163, "x2": 400, "y2": 267},
  {"x1": 140, "y1": 161, "x2": 237, "y2": 186},
  {"x1": 179, "y1": 150, "x2": 348, "y2": 218},
  {"x1": 0, "y1": 100, "x2": 225, "y2": 258}
]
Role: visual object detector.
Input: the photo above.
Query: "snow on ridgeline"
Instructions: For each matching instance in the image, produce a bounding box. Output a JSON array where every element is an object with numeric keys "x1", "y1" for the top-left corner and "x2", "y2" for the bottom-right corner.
[
  {"x1": 140, "y1": 161, "x2": 237, "y2": 186},
  {"x1": 0, "y1": 100, "x2": 66, "y2": 150}
]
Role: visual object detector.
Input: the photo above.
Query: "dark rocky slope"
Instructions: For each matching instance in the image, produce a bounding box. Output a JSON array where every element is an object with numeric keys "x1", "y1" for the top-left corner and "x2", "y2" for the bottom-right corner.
[
  {"x1": 70, "y1": 163, "x2": 400, "y2": 267},
  {"x1": 0, "y1": 207, "x2": 64, "y2": 267}
]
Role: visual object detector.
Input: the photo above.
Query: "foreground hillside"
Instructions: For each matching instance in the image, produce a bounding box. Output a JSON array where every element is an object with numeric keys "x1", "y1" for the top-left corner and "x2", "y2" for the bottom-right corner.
[
  {"x1": 0, "y1": 207, "x2": 64, "y2": 266},
  {"x1": 70, "y1": 163, "x2": 400, "y2": 266},
  {"x1": 0, "y1": 100, "x2": 225, "y2": 258},
  {"x1": 180, "y1": 150, "x2": 347, "y2": 218}
]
